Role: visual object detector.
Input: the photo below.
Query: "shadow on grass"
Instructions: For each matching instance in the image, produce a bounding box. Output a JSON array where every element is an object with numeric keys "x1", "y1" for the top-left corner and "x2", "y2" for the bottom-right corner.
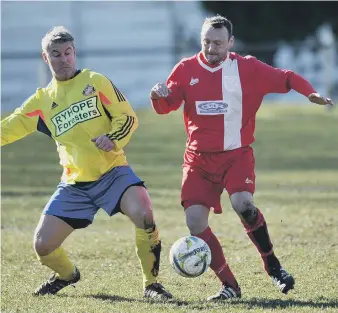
[
  {"x1": 237, "y1": 297, "x2": 338, "y2": 309},
  {"x1": 57, "y1": 293, "x2": 338, "y2": 310},
  {"x1": 86, "y1": 294, "x2": 190, "y2": 306}
]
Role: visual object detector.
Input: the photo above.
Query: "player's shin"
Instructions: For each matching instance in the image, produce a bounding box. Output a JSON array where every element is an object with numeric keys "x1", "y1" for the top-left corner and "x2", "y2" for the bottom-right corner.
[
  {"x1": 195, "y1": 227, "x2": 239, "y2": 289},
  {"x1": 240, "y1": 208, "x2": 280, "y2": 273},
  {"x1": 135, "y1": 226, "x2": 161, "y2": 288},
  {"x1": 37, "y1": 247, "x2": 76, "y2": 280}
]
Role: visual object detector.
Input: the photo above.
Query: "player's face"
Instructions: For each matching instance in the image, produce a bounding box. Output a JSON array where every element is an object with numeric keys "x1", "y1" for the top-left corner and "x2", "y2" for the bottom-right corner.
[
  {"x1": 43, "y1": 42, "x2": 76, "y2": 81},
  {"x1": 201, "y1": 25, "x2": 234, "y2": 64}
]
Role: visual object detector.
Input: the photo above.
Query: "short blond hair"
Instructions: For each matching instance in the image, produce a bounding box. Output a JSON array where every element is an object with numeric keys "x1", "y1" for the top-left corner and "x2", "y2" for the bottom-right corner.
[{"x1": 41, "y1": 26, "x2": 74, "y2": 51}]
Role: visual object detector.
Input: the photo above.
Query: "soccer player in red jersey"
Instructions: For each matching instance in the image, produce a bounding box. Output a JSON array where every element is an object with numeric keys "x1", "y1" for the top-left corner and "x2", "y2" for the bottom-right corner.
[{"x1": 150, "y1": 15, "x2": 334, "y2": 301}]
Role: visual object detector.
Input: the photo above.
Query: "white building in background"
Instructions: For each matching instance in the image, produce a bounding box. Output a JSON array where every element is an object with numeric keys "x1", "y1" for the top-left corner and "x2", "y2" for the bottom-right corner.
[
  {"x1": 1, "y1": 1, "x2": 187, "y2": 111},
  {"x1": 1, "y1": 2, "x2": 337, "y2": 112},
  {"x1": 273, "y1": 24, "x2": 338, "y2": 102}
]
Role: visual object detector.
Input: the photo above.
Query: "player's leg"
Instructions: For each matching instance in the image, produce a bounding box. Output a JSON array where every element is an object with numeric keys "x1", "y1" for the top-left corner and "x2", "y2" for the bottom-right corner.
[
  {"x1": 34, "y1": 214, "x2": 74, "y2": 276},
  {"x1": 230, "y1": 191, "x2": 294, "y2": 293},
  {"x1": 34, "y1": 183, "x2": 94, "y2": 295},
  {"x1": 230, "y1": 191, "x2": 275, "y2": 264},
  {"x1": 181, "y1": 165, "x2": 241, "y2": 301},
  {"x1": 33, "y1": 214, "x2": 80, "y2": 295},
  {"x1": 120, "y1": 185, "x2": 172, "y2": 299},
  {"x1": 92, "y1": 165, "x2": 172, "y2": 300},
  {"x1": 226, "y1": 146, "x2": 295, "y2": 294}
]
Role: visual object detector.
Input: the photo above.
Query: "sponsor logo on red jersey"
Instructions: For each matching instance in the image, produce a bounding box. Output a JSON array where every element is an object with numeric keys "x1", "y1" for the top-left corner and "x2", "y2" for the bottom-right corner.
[{"x1": 196, "y1": 101, "x2": 228, "y2": 115}]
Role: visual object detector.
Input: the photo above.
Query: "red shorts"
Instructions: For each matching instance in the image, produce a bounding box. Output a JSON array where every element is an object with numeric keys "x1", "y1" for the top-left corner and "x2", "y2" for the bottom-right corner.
[{"x1": 181, "y1": 146, "x2": 256, "y2": 214}]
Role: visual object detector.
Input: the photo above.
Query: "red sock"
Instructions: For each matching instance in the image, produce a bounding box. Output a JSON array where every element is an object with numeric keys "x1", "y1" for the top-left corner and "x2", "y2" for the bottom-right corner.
[{"x1": 195, "y1": 227, "x2": 238, "y2": 288}]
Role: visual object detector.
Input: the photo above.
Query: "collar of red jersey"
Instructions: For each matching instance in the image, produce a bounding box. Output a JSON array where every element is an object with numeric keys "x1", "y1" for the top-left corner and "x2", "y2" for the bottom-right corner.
[{"x1": 198, "y1": 52, "x2": 231, "y2": 72}]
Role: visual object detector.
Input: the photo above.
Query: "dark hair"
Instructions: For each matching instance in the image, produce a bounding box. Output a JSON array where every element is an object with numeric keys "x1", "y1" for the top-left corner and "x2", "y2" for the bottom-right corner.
[{"x1": 203, "y1": 15, "x2": 233, "y2": 38}]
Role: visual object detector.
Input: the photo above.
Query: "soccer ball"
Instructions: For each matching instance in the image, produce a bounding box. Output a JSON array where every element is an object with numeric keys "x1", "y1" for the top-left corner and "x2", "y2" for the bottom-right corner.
[{"x1": 169, "y1": 236, "x2": 212, "y2": 278}]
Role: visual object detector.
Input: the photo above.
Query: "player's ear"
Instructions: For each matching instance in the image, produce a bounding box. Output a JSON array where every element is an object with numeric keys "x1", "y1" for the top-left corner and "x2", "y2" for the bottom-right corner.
[
  {"x1": 42, "y1": 51, "x2": 49, "y2": 65},
  {"x1": 229, "y1": 36, "x2": 235, "y2": 48}
]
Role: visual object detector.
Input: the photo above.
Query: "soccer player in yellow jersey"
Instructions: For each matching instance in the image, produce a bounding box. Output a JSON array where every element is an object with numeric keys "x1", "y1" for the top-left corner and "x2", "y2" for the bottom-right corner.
[{"x1": 1, "y1": 26, "x2": 172, "y2": 299}]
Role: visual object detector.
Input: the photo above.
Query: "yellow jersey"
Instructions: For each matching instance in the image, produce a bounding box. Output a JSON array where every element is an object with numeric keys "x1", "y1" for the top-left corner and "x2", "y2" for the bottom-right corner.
[{"x1": 1, "y1": 69, "x2": 138, "y2": 183}]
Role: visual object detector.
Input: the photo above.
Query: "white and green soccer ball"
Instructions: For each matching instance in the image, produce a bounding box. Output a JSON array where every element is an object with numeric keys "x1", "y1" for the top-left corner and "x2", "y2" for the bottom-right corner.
[{"x1": 169, "y1": 236, "x2": 212, "y2": 278}]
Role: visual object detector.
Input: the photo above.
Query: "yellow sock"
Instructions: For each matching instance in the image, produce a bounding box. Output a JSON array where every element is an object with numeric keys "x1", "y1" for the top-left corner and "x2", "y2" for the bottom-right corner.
[
  {"x1": 135, "y1": 226, "x2": 161, "y2": 288},
  {"x1": 37, "y1": 247, "x2": 75, "y2": 280}
]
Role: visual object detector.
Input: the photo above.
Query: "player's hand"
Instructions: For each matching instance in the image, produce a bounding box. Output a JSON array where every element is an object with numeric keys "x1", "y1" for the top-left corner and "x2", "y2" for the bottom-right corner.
[
  {"x1": 150, "y1": 83, "x2": 170, "y2": 99},
  {"x1": 308, "y1": 93, "x2": 334, "y2": 106},
  {"x1": 91, "y1": 135, "x2": 115, "y2": 152}
]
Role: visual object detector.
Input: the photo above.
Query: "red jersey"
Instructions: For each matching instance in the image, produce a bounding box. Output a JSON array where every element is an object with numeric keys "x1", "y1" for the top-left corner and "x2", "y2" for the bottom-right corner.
[{"x1": 151, "y1": 52, "x2": 316, "y2": 152}]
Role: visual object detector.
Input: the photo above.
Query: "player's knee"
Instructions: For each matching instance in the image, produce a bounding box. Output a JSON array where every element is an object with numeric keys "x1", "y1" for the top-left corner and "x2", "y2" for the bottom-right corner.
[
  {"x1": 231, "y1": 193, "x2": 258, "y2": 225},
  {"x1": 232, "y1": 198, "x2": 255, "y2": 213},
  {"x1": 231, "y1": 192, "x2": 254, "y2": 212},
  {"x1": 233, "y1": 200, "x2": 258, "y2": 226},
  {"x1": 139, "y1": 209, "x2": 155, "y2": 229},
  {"x1": 34, "y1": 236, "x2": 55, "y2": 256},
  {"x1": 240, "y1": 204, "x2": 259, "y2": 226},
  {"x1": 122, "y1": 188, "x2": 155, "y2": 228},
  {"x1": 186, "y1": 214, "x2": 208, "y2": 235},
  {"x1": 125, "y1": 206, "x2": 154, "y2": 229}
]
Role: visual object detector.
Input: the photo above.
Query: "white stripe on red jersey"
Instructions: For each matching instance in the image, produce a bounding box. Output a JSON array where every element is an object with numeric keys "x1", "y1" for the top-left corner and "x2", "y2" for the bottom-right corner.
[{"x1": 151, "y1": 51, "x2": 316, "y2": 152}]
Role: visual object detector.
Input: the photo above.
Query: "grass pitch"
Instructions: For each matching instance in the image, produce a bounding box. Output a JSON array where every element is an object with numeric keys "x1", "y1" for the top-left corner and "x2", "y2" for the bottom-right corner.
[{"x1": 1, "y1": 104, "x2": 338, "y2": 313}]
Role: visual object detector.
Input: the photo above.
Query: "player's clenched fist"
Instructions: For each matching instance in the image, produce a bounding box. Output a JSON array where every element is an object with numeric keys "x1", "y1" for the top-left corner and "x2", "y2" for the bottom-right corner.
[
  {"x1": 91, "y1": 135, "x2": 115, "y2": 152},
  {"x1": 150, "y1": 83, "x2": 170, "y2": 99}
]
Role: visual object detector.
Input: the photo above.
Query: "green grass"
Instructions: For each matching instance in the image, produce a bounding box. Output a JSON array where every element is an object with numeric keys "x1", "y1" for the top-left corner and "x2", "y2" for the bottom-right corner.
[{"x1": 1, "y1": 104, "x2": 338, "y2": 313}]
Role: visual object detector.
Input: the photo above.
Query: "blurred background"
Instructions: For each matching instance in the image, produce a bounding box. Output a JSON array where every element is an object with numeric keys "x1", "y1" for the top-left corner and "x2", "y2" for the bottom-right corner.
[{"x1": 1, "y1": 0, "x2": 338, "y2": 111}]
